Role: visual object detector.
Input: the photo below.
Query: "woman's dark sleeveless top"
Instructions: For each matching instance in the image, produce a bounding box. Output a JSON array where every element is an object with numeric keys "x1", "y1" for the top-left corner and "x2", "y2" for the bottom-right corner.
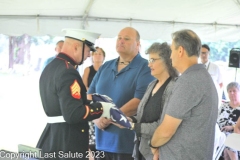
[{"x1": 87, "y1": 65, "x2": 97, "y2": 87}]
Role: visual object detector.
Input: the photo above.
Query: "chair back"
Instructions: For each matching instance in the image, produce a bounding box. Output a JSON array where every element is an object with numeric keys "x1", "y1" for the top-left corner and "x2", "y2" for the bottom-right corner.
[{"x1": 224, "y1": 133, "x2": 240, "y2": 151}]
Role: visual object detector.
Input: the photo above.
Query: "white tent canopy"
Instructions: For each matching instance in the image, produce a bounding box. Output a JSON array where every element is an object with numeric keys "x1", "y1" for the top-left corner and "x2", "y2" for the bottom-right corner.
[{"x1": 0, "y1": 0, "x2": 240, "y2": 41}]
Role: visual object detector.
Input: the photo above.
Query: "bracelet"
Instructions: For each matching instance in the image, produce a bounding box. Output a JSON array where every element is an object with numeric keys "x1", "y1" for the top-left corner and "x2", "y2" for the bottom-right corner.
[
  {"x1": 233, "y1": 124, "x2": 236, "y2": 129},
  {"x1": 148, "y1": 139, "x2": 158, "y2": 149}
]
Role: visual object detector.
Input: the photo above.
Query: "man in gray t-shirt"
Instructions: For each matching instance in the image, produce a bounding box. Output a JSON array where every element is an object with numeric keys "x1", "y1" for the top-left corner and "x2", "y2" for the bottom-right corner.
[{"x1": 149, "y1": 29, "x2": 218, "y2": 160}]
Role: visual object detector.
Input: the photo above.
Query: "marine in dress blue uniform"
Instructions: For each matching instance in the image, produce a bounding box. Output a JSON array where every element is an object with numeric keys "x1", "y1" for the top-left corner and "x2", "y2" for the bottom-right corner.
[{"x1": 36, "y1": 29, "x2": 112, "y2": 160}]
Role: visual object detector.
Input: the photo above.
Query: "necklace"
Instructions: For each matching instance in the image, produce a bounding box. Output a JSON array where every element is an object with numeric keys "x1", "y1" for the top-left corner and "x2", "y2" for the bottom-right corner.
[{"x1": 119, "y1": 61, "x2": 131, "y2": 65}]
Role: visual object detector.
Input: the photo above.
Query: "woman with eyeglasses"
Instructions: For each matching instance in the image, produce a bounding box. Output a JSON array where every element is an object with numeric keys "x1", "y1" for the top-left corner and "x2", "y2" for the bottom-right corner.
[{"x1": 129, "y1": 42, "x2": 178, "y2": 160}]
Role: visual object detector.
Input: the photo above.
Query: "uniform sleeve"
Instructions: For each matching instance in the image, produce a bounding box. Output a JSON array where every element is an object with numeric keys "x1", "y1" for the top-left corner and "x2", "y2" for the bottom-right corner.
[
  {"x1": 57, "y1": 68, "x2": 103, "y2": 123},
  {"x1": 134, "y1": 62, "x2": 155, "y2": 99}
]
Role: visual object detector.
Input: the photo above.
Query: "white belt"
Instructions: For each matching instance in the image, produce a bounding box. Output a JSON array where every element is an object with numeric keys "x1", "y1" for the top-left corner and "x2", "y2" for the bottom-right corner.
[{"x1": 47, "y1": 116, "x2": 65, "y2": 123}]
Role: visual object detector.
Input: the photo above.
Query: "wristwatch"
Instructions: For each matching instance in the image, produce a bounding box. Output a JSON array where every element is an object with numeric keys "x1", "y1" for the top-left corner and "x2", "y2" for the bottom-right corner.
[{"x1": 148, "y1": 139, "x2": 158, "y2": 149}]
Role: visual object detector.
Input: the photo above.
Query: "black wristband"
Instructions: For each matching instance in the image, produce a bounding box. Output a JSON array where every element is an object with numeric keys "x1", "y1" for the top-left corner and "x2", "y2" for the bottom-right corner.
[
  {"x1": 129, "y1": 116, "x2": 137, "y2": 123},
  {"x1": 148, "y1": 139, "x2": 158, "y2": 149}
]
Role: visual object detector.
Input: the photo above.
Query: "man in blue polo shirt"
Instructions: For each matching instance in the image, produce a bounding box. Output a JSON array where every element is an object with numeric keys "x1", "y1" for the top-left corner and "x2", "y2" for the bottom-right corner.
[
  {"x1": 42, "y1": 40, "x2": 64, "y2": 70},
  {"x1": 88, "y1": 27, "x2": 154, "y2": 160}
]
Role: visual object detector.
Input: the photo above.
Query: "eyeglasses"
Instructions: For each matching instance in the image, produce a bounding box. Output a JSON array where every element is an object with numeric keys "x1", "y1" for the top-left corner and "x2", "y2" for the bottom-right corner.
[{"x1": 148, "y1": 58, "x2": 161, "y2": 63}]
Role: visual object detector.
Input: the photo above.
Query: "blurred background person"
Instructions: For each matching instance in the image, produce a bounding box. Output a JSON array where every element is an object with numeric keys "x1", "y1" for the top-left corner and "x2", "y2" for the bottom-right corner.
[
  {"x1": 217, "y1": 82, "x2": 240, "y2": 160},
  {"x1": 83, "y1": 47, "x2": 105, "y2": 91},
  {"x1": 42, "y1": 40, "x2": 64, "y2": 70},
  {"x1": 200, "y1": 44, "x2": 223, "y2": 88}
]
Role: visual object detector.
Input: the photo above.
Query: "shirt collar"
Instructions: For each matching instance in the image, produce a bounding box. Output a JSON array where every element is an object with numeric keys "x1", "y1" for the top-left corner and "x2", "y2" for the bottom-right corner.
[
  {"x1": 57, "y1": 53, "x2": 78, "y2": 69},
  {"x1": 203, "y1": 60, "x2": 210, "y2": 67},
  {"x1": 114, "y1": 53, "x2": 142, "y2": 69},
  {"x1": 182, "y1": 64, "x2": 205, "y2": 75}
]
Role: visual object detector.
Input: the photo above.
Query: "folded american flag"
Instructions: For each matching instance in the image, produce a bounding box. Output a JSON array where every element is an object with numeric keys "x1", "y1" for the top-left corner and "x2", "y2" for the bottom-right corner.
[
  {"x1": 92, "y1": 93, "x2": 132, "y2": 129},
  {"x1": 91, "y1": 93, "x2": 114, "y2": 104}
]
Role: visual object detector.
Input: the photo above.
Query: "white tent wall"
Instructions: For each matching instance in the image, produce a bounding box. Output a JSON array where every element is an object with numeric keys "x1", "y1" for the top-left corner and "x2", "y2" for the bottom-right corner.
[{"x1": 0, "y1": 0, "x2": 240, "y2": 41}]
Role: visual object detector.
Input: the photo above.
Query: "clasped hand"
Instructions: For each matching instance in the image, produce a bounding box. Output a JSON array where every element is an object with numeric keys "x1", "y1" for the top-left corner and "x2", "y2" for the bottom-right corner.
[{"x1": 93, "y1": 117, "x2": 112, "y2": 130}]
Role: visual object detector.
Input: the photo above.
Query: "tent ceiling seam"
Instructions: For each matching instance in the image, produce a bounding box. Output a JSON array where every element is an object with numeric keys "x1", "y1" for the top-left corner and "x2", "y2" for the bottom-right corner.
[
  {"x1": 81, "y1": 0, "x2": 95, "y2": 29},
  {"x1": 232, "y1": 0, "x2": 240, "y2": 9},
  {"x1": 0, "y1": 15, "x2": 239, "y2": 27}
]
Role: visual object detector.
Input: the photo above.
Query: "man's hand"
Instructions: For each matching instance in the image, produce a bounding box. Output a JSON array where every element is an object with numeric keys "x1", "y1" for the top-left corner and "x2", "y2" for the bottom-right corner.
[
  {"x1": 93, "y1": 117, "x2": 112, "y2": 130},
  {"x1": 111, "y1": 121, "x2": 134, "y2": 130},
  {"x1": 221, "y1": 125, "x2": 234, "y2": 132},
  {"x1": 127, "y1": 117, "x2": 133, "y2": 122},
  {"x1": 153, "y1": 152, "x2": 159, "y2": 160},
  {"x1": 111, "y1": 121, "x2": 125, "y2": 129},
  {"x1": 151, "y1": 148, "x2": 159, "y2": 160}
]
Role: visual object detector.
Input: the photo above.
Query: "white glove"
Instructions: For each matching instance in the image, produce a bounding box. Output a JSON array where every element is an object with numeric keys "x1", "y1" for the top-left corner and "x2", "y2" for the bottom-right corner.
[{"x1": 100, "y1": 102, "x2": 115, "y2": 119}]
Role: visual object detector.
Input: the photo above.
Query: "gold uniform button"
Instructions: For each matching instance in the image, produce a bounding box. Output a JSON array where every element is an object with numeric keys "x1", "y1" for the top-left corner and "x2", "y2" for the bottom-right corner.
[
  {"x1": 90, "y1": 109, "x2": 93, "y2": 112},
  {"x1": 100, "y1": 107, "x2": 103, "y2": 110},
  {"x1": 82, "y1": 129, "x2": 84, "y2": 132},
  {"x1": 96, "y1": 108, "x2": 98, "y2": 110}
]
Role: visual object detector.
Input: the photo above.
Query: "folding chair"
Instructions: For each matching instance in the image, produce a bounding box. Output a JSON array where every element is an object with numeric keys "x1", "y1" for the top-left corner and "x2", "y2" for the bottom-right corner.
[
  {"x1": 18, "y1": 144, "x2": 41, "y2": 160},
  {"x1": 213, "y1": 143, "x2": 225, "y2": 160},
  {"x1": 212, "y1": 124, "x2": 226, "y2": 160}
]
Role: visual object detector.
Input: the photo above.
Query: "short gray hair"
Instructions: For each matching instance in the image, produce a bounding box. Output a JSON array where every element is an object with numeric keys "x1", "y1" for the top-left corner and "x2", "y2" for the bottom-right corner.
[
  {"x1": 227, "y1": 82, "x2": 240, "y2": 91},
  {"x1": 171, "y1": 29, "x2": 201, "y2": 57},
  {"x1": 146, "y1": 42, "x2": 178, "y2": 78}
]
